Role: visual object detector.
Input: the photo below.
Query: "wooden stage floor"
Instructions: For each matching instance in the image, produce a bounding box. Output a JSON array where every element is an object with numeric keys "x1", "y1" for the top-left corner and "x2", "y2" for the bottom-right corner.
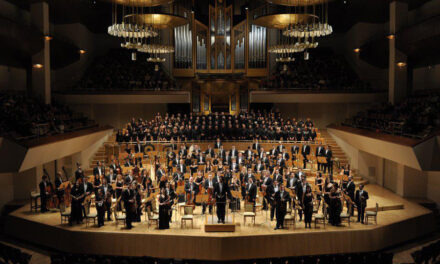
[{"x1": 5, "y1": 185, "x2": 435, "y2": 261}]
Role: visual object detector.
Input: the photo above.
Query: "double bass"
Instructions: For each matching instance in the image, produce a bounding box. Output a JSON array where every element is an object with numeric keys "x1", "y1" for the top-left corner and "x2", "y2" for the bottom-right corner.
[{"x1": 43, "y1": 168, "x2": 57, "y2": 208}]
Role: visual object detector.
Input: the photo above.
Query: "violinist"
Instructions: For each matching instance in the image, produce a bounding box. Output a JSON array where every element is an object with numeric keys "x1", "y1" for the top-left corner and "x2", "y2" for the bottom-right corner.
[
  {"x1": 39, "y1": 175, "x2": 51, "y2": 213},
  {"x1": 245, "y1": 178, "x2": 257, "y2": 204},
  {"x1": 100, "y1": 177, "x2": 113, "y2": 221},
  {"x1": 260, "y1": 170, "x2": 273, "y2": 210},
  {"x1": 185, "y1": 177, "x2": 198, "y2": 204},
  {"x1": 345, "y1": 176, "x2": 356, "y2": 216},
  {"x1": 229, "y1": 173, "x2": 241, "y2": 211},
  {"x1": 202, "y1": 174, "x2": 215, "y2": 214},
  {"x1": 165, "y1": 182, "x2": 176, "y2": 222}
]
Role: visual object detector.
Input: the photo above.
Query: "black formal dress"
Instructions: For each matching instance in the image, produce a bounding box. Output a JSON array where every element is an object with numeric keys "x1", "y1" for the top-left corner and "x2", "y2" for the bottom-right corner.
[
  {"x1": 122, "y1": 188, "x2": 135, "y2": 229},
  {"x1": 329, "y1": 191, "x2": 341, "y2": 226},
  {"x1": 95, "y1": 193, "x2": 105, "y2": 227},
  {"x1": 303, "y1": 192, "x2": 314, "y2": 227},
  {"x1": 158, "y1": 194, "x2": 170, "y2": 229},
  {"x1": 69, "y1": 184, "x2": 84, "y2": 225}
]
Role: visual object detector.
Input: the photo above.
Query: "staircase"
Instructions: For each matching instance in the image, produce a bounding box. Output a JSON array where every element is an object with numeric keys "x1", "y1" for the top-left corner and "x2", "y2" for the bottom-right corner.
[
  {"x1": 320, "y1": 129, "x2": 369, "y2": 186},
  {"x1": 84, "y1": 133, "x2": 117, "y2": 177}
]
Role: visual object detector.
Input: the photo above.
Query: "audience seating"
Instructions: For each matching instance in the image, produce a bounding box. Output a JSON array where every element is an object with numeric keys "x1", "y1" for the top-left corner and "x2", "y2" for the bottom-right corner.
[
  {"x1": 77, "y1": 49, "x2": 178, "y2": 91},
  {"x1": 0, "y1": 243, "x2": 32, "y2": 264},
  {"x1": 49, "y1": 251, "x2": 394, "y2": 264},
  {"x1": 0, "y1": 92, "x2": 96, "y2": 141},
  {"x1": 261, "y1": 51, "x2": 370, "y2": 92},
  {"x1": 343, "y1": 90, "x2": 440, "y2": 139},
  {"x1": 411, "y1": 239, "x2": 440, "y2": 264}
]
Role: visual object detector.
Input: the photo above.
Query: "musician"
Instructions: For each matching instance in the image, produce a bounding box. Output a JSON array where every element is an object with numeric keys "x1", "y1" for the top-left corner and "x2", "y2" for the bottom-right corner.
[
  {"x1": 158, "y1": 188, "x2": 170, "y2": 229},
  {"x1": 82, "y1": 177, "x2": 94, "y2": 218},
  {"x1": 134, "y1": 183, "x2": 143, "y2": 222},
  {"x1": 75, "y1": 165, "x2": 85, "y2": 181},
  {"x1": 245, "y1": 147, "x2": 253, "y2": 160},
  {"x1": 291, "y1": 144, "x2": 300, "y2": 155},
  {"x1": 205, "y1": 145, "x2": 215, "y2": 157},
  {"x1": 69, "y1": 178, "x2": 85, "y2": 225},
  {"x1": 315, "y1": 143, "x2": 325, "y2": 171},
  {"x1": 92, "y1": 173, "x2": 101, "y2": 192},
  {"x1": 179, "y1": 145, "x2": 187, "y2": 157},
  {"x1": 303, "y1": 185, "x2": 314, "y2": 228},
  {"x1": 328, "y1": 183, "x2": 342, "y2": 226},
  {"x1": 245, "y1": 178, "x2": 257, "y2": 204},
  {"x1": 277, "y1": 141, "x2": 285, "y2": 154},
  {"x1": 214, "y1": 176, "x2": 230, "y2": 224},
  {"x1": 260, "y1": 170, "x2": 273, "y2": 210},
  {"x1": 185, "y1": 177, "x2": 198, "y2": 204},
  {"x1": 252, "y1": 139, "x2": 261, "y2": 151},
  {"x1": 39, "y1": 175, "x2": 50, "y2": 213},
  {"x1": 230, "y1": 146, "x2": 238, "y2": 159},
  {"x1": 274, "y1": 184, "x2": 290, "y2": 230},
  {"x1": 296, "y1": 177, "x2": 309, "y2": 221},
  {"x1": 269, "y1": 146, "x2": 278, "y2": 157},
  {"x1": 122, "y1": 182, "x2": 136, "y2": 229},
  {"x1": 345, "y1": 176, "x2": 356, "y2": 216},
  {"x1": 197, "y1": 153, "x2": 206, "y2": 165},
  {"x1": 229, "y1": 174, "x2": 241, "y2": 211},
  {"x1": 107, "y1": 168, "x2": 117, "y2": 184},
  {"x1": 124, "y1": 157, "x2": 134, "y2": 167},
  {"x1": 254, "y1": 160, "x2": 265, "y2": 173},
  {"x1": 275, "y1": 155, "x2": 286, "y2": 175},
  {"x1": 237, "y1": 152, "x2": 245, "y2": 166},
  {"x1": 315, "y1": 172, "x2": 324, "y2": 211},
  {"x1": 355, "y1": 184, "x2": 369, "y2": 224},
  {"x1": 214, "y1": 138, "x2": 222, "y2": 149},
  {"x1": 268, "y1": 181, "x2": 280, "y2": 221},
  {"x1": 54, "y1": 172, "x2": 65, "y2": 204},
  {"x1": 272, "y1": 168, "x2": 283, "y2": 185},
  {"x1": 134, "y1": 139, "x2": 144, "y2": 153},
  {"x1": 301, "y1": 144, "x2": 310, "y2": 169},
  {"x1": 125, "y1": 171, "x2": 134, "y2": 185},
  {"x1": 230, "y1": 158, "x2": 239, "y2": 172},
  {"x1": 324, "y1": 145, "x2": 333, "y2": 175},
  {"x1": 177, "y1": 159, "x2": 186, "y2": 174},
  {"x1": 281, "y1": 149, "x2": 290, "y2": 161},
  {"x1": 164, "y1": 182, "x2": 176, "y2": 222},
  {"x1": 218, "y1": 146, "x2": 226, "y2": 159},
  {"x1": 261, "y1": 152, "x2": 270, "y2": 167},
  {"x1": 93, "y1": 161, "x2": 105, "y2": 178},
  {"x1": 100, "y1": 177, "x2": 113, "y2": 221},
  {"x1": 95, "y1": 189, "x2": 106, "y2": 227}
]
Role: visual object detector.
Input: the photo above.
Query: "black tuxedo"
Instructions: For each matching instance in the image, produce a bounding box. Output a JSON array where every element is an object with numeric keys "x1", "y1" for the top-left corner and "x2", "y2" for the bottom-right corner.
[
  {"x1": 252, "y1": 143, "x2": 261, "y2": 151},
  {"x1": 134, "y1": 143, "x2": 144, "y2": 153},
  {"x1": 39, "y1": 181, "x2": 50, "y2": 212},
  {"x1": 122, "y1": 188, "x2": 135, "y2": 228},
  {"x1": 324, "y1": 149, "x2": 333, "y2": 174},
  {"x1": 316, "y1": 146, "x2": 325, "y2": 171},
  {"x1": 93, "y1": 166, "x2": 105, "y2": 177},
  {"x1": 274, "y1": 190, "x2": 291, "y2": 229},
  {"x1": 245, "y1": 183, "x2": 257, "y2": 203},
  {"x1": 214, "y1": 142, "x2": 222, "y2": 149},
  {"x1": 301, "y1": 145, "x2": 311, "y2": 168},
  {"x1": 355, "y1": 189, "x2": 369, "y2": 223},
  {"x1": 291, "y1": 145, "x2": 299, "y2": 154},
  {"x1": 100, "y1": 184, "x2": 113, "y2": 220},
  {"x1": 214, "y1": 182, "x2": 230, "y2": 223},
  {"x1": 346, "y1": 181, "x2": 356, "y2": 215}
]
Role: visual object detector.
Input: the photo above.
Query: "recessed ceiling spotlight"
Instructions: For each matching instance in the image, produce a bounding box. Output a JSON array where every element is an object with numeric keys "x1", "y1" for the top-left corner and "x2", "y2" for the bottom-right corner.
[
  {"x1": 397, "y1": 62, "x2": 407, "y2": 67},
  {"x1": 353, "y1": 48, "x2": 360, "y2": 53}
]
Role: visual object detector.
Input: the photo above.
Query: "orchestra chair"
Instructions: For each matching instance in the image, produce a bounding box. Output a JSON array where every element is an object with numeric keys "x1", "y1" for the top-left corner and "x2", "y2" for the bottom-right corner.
[
  {"x1": 314, "y1": 202, "x2": 326, "y2": 229},
  {"x1": 84, "y1": 201, "x2": 97, "y2": 227},
  {"x1": 254, "y1": 196, "x2": 264, "y2": 215},
  {"x1": 146, "y1": 207, "x2": 159, "y2": 229},
  {"x1": 30, "y1": 191, "x2": 40, "y2": 212},
  {"x1": 59, "y1": 203, "x2": 71, "y2": 225},
  {"x1": 284, "y1": 205, "x2": 296, "y2": 230},
  {"x1": 181, "y1": 205, "x2": 194, "y2": 229},
  {"x1": 340, "y1": 203, "x2": 352, "y2": 226},
  {"x1": 243, "y1": 203, "x2": 256, "y2": 226},
  {"x1": 113, "y1": 207, "x2": 126, "y2": 228},
  {"x1": 365, "y1": 203, "x2": 378, "y2": 225}
]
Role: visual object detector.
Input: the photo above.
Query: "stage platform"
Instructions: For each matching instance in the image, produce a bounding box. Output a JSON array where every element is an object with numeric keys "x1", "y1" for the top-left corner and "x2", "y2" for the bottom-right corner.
[{"x1": 5, "y1": 185, "x2": 435, "y2": 261}]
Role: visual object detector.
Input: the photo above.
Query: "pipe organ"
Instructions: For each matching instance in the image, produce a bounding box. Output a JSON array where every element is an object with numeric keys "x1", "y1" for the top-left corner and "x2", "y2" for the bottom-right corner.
[
  {"x1": 172, "y1": 2, "x2": 268, "y2": 77},
  {"x1": 174, "y1": 9, "x2": 193, "y2": 70}
]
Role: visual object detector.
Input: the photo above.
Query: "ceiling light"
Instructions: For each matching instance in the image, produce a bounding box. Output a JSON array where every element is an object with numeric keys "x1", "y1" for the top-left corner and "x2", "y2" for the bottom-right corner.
[
  {"x1": 397, "y1": 62, "x2": 407, "y2": 68},
  {"x1": 353, "y1": 48, "x2": 360, "y2": 53},
  {"x1": 387, "y1": 34, "x2": 395, "y2": 40},
  {"x1": 44, "y1": 35, "x2": 53, "y2": 41},
  {"x1": 33, "y1": 64, "x2": 43, "y2": 69},
  {"x1": 79, "y1": 49, "x2": 87, "y2": 54}
]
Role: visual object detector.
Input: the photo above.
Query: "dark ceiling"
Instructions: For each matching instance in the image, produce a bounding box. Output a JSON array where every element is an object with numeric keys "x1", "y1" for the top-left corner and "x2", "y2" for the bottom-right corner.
[{"x1": 6, "y1": 0, "x2": 432, "y2": 34}]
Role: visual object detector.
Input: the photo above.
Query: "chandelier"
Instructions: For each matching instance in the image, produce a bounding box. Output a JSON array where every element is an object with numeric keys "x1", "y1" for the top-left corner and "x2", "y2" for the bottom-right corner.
[
  {"x1": 268, "y1": 40, "x2": 318, "y2": 53},
  {"x1": 101, "y1": 0, "x2": 188, "y2": 62}
]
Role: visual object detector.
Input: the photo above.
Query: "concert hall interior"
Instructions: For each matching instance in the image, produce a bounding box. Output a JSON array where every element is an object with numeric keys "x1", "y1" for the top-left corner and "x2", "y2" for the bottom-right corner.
[{"x1": 0, "y1": 0, "x2": 440, "y2": 263}]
